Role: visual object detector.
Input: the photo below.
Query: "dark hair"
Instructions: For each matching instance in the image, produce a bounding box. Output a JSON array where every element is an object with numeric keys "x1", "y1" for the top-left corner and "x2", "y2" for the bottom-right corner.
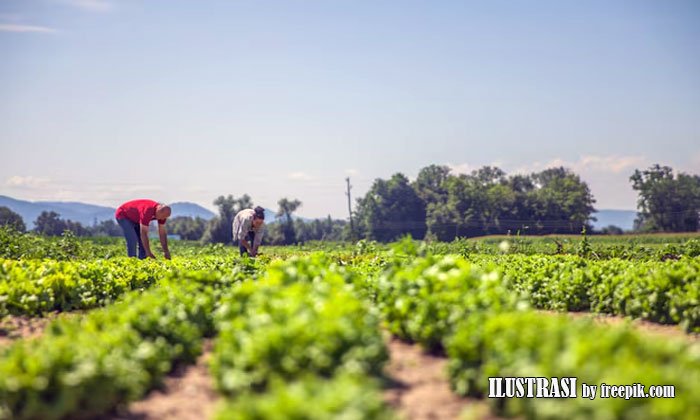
[{"x1": 254, "y1": 206, "x2": 265, "y2": 220}]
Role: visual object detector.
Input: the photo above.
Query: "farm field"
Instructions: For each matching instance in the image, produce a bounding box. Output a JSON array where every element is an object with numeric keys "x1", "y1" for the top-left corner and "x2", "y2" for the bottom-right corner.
[{"x1": 1, "y1": 228, "x2": 699, "y2": 420}]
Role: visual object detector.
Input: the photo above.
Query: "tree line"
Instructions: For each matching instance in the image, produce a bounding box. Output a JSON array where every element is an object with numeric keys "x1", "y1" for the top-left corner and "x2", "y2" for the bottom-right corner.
[
  {"x1": 0, "y1": 209, "x2": 124, "y2": 237},
  {"x1": 353, "y1": 165, "x2": 596, "y2": 241},
  {"x1": 178, "y1": 194, "x2": 348, "y2": 245},
  {"x1": 351, "y1": 163, "x2": 699, "y2": 241},
  {"x1": 0, "y1": 195, "x2": 347, "y2": 246},
  {"x1": 1, "y1": 163, "x2": 698, "y2": 243}
]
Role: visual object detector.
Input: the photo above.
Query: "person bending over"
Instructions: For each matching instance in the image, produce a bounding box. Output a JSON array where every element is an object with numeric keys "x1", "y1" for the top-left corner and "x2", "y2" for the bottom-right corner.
[
  {"x1": 232, "y1": 206, "x2": 265, "y2": 256},
  {"x1": 115, "y1": 199, "x2": 171, "y2": 259}
]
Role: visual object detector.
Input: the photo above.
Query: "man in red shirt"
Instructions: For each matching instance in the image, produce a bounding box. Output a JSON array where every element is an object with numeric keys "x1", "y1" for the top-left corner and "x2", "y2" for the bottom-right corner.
[{"x1": 115, "y1": 199, "x2": 172, "y2": 259}]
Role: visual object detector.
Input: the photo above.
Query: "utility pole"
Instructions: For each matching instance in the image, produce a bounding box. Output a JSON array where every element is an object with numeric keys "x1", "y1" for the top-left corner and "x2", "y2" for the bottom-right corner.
[{"x1": 345, "y1": 177, "x2": 355, "y2": 241}]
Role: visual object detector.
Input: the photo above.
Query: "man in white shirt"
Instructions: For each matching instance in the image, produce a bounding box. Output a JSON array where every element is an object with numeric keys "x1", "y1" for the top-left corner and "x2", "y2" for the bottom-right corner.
[{"x1": 232, "y1": 206, "x2": 265, "y2": 256}]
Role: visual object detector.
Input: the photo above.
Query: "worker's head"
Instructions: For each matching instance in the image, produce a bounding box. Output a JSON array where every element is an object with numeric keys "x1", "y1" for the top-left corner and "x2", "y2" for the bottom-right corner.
[
  {"x1": 156, "y1": 204, "x2": 171, "y2": 222},
  {"x1": 253, "y1": 206, "x2": 265, "y2": 228}
]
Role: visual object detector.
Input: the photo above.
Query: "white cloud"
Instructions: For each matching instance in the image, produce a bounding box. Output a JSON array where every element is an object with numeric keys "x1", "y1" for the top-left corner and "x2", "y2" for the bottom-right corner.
[
  {"x1": 504, "y1": 155, "x2": 651, "y2": 210},
  {"x1": 687, "y1": 153, "x2": 700, "y2": 173},
  {"x1": 60, "y1": 0, "x2": 113, "y2": 12},
  {"x1": 579, "y1": 155, "x2": 647, "y2": 173},
  {"x1": 5, "y1": 176, "x2": 51, "y2": 188},
  {"x1": 0, "y1": 24, "x2": 57, "y2": 33},
  {"x1": 345, "y1": 169, "x2": 358, "y2": 176},
  {"x1": 445, "y1": 163, "x2": 471, "y2": 175},
  {"x1": 511, "y1": 155, "x2": 648, "y2": 176},
  {"x1": 288, "y1": 172, "x2": 314, "y2": 181}
]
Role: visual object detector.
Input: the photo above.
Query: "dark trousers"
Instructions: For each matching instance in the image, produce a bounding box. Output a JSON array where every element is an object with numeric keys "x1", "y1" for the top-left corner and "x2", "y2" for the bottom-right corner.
[
  {"x1": 116, "y1": 218, "x2": 147, "y2": 259},
  {"x1": 239, "y1": 231, "x2": 255, "y2": 256}
]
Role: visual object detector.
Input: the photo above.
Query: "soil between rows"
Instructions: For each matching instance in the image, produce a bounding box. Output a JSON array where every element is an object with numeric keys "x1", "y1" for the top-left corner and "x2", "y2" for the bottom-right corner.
[
  {"x1": 104, "y1": 340, "x2": 218, "y2": 420},
  {"x1": 539, "y1": 310, "x2": 700, "y2": 343},
  {"x1": 2, "y1": 309, "x2": 696, "y2": 419},
  {"x1": 0, "y1": 312, "x2": 79, "y2": 348},
  {"x1": 382, "y1": 335, "x2": 477, "y2": 419}
]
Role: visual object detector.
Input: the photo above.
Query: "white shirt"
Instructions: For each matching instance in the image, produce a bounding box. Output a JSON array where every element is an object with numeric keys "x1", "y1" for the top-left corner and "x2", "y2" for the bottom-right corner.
[{"x1": 232, "y1": 208, "x2": 264, "y2": 248}]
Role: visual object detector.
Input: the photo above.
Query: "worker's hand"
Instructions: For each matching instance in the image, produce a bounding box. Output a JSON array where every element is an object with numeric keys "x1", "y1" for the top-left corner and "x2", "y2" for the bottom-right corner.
[{"x1": 164, "y1": 251, "x2": 171, "y2": 260}]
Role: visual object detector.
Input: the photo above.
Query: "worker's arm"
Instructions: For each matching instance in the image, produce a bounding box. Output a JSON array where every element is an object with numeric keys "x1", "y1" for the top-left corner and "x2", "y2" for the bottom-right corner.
[
  {"x1": 140, "y1": 224, "x2": 156, "y2": 258},
  {"x1": 158, "y1": 223, "x2": 170, "y2": 260},
  {"x1": 240, "y1": 238, "x2": 253, "y2": 255},
  {"x1": 252, "y1": 229, "x2": 263, "y2": 256}
]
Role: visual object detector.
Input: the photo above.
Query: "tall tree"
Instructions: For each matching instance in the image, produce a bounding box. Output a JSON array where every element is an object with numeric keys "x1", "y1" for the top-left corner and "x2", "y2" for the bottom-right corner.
[
  {"x1": 33, "y1": 211, "x2": 66, "y2": 236},
  {"x1": 89, "y1": 220, "x2": 122, "y2": 237},
  {"x1": 169, "y1": 216, "x2": 208, "y2": 241},
  {"x1": 0, "y1": 206, "x2": 26, "y2": 232},
  {"x1": 235, "y1": 194, "x2": 254, "y2": 213},
  {"x1": 355, "y1": 173, "x2": 426, "y2": 242},
  {"x1": 33, "y1": 211, "x2": 88, "y2": 236},
  {"x1": 277, "y1": 198, "x2": 301, "y2": 244},
  {"x1": 202, "y1": 194, "x2": 254, "y2": 244},
  {"x1": 529, "y1": 167, "x2": 596, "y2": 234},
  {"x1": 413, "y1": 164, "x2": 451, "y2": 204},
  {"x1": 631, "y1": 164, "x2": 700, "y2": 232}
]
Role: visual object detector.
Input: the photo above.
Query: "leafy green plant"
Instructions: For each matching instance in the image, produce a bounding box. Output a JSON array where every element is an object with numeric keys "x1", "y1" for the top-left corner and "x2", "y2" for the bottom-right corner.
[
  {"x1": 210, "y1": 258, "x2": 387, "y2": 395},
  {"x1": 446, "y1": 311, "x2": 700, "y2": 420},
  {"x1": 214, "y1": 374, "x2": 393, "y2": 420},
  {"x1": 0, "y1": 273, "x2": 236, "y2": 420}
]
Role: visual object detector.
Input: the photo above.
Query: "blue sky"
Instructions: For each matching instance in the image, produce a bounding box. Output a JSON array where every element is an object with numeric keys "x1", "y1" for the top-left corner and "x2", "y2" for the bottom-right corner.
[{"x1": 1, "y1": 0, "x2": 699, "y2": 218}]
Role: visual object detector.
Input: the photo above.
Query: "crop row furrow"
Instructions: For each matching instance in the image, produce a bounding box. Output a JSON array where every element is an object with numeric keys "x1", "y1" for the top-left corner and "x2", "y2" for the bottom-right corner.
[{"x1": 365, "y1": 253, "x2": 700, "y2": 420}]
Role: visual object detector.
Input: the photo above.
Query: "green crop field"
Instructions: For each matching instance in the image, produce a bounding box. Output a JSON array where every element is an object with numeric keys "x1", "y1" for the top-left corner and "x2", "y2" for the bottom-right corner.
[{"x1": 1, "y1": 228, "x2": 699, "y2": 420}]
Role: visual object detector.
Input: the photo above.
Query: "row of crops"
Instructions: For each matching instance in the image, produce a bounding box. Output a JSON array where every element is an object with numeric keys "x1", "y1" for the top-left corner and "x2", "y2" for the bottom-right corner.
[
  {"x1": 366, "y1": 253, "x2": 700, "y2": 419},
  {"x1": 1, "y1": 233, "x2": 699, "y2": 419},
  {"x1": 0, "y1": 257, "x2": 263, "y2": 317},
  {"x1": 4, "y1": 249, "x2": 699, "y2": 331},
  {"x1": 1, "y1": 258, "x2": 394, "y2": 420},
  {"x1": 3, "y1": 227, "x2": 700, "y2": 262},
  {"x1": 483, "y1": 254, "x2": 700, "y2": 331}
]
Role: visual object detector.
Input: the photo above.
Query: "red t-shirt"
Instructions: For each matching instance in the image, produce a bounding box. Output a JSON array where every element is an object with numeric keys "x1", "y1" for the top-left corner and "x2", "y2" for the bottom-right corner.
[{"x1": 115, "y1": 199, "x2": 166, "y2": 225}]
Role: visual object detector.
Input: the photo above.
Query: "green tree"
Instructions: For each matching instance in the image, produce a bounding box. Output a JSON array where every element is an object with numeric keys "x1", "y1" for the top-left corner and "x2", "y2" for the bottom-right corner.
[
  {"x1": 33, "y1": 211, "x2": 66, "y2": 236},
  {"x1": 473, "y1": 166, "x2": 506, "y2": 186},
  {"x1": 354, "y1": 165, "x2": 595, "y2": 241},
  {"x1": 261, "y1": 222, "x2": 285, "y2": 245},
  {"x1": 355, "y1": 173, "x2": 426, "y2": 242},
  {"x1": 530, "y1": 167, "x2": 596, "y2": 234},
  {"x1": 293, "y1": 216, "x2": 347, "y2": 243},
  {"x1": 33, "y1": 211, "x2": 88, "y2": 236},
  {"x1": 413, "y1": 164, "x2": 451, "y2": 204},
  {"x1": 202, "y1": 194, "x2": 254, "y2": 244},
  {"x1": 424, "y1": 201, "x2": 459, "y2": 241},
  {"x1": 424, "y1": 166, "x2": 595, "y2": 239},
  {"x1": 600, "y1": 225, "x2": 624, "y2": 235},
  {"x1": 413, "y1": 165, "x2": 453, "y2": 241},
  {"x1": 0, "y1": 206, "x2": 26, "y2": 232},
  {"x1": 631, "y1": 164, "x2": 700, "y2": 232},
  {"x1": 64, "y1": 220, "x2": 89, "y2": 237},
  {"x1": 235, "y1": 194, "x2": 254, "y2": 212},
  {"x1": 169, "y1": 216, "x2": 207, "y2": 241},
  {"x1": 277, "y1": 198, "x2": 301, "y2": 245},
  {"x1": 89, "y1": 220, "x2": 122, "y2": 237},
  {"x1": 441, "y1": 173, "x2": 486, "y2": 238}
]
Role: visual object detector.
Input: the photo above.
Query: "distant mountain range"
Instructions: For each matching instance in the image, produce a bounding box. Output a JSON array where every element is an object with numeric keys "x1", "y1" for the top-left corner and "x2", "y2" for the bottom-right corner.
[
  {"x1": 0, "y1": 195, "x2": 310, "y2": 227},
  {"x1": 0, "y1": 195, "x2": 215, "y2": 227}
]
